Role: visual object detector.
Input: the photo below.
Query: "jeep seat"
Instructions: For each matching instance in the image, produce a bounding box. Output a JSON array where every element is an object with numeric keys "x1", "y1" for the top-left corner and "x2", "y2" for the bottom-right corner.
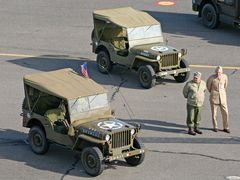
[{"x1": 44, "y1": 103, "x2": 69, "y2": 134}]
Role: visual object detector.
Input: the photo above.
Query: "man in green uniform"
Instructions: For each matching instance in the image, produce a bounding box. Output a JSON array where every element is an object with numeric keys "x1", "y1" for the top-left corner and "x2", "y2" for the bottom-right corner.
[{"x1": 183, "y1": 72, "x2": 206, "y2": 135}]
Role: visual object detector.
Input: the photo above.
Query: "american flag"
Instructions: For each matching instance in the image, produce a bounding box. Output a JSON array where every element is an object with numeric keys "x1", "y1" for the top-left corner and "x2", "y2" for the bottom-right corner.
[{"x1": 80, "y1": 62, "x2": 89, "y2": 78}]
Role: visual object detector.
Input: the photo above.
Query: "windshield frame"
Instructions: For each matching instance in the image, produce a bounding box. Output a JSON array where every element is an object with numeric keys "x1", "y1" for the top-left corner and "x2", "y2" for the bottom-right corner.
[
  {"x1": 67, "y1": 93, "x2": 110, "y2": 122},
  {"x1": 126, "y1": 24, "x2": 164, "y2": 47}
]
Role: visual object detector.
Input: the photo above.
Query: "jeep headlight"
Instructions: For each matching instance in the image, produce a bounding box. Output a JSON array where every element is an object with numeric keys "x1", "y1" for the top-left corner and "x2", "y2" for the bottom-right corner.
[
  {"x1": 131, "y1": 129, "x2": 136, "y2": 135},
  {"x1": 156, "y1": 55, "x2": 161, "y2": 61},
  {"x1": 178, "y1": 52, "x2": 182, "y2": 58},
  {"x1": 105, "y1": 134, "x2": 111, "y2": 141}
]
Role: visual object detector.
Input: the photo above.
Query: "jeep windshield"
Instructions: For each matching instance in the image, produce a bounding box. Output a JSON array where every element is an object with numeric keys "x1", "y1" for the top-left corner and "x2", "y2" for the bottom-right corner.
[
  {"x1": 127, "y1": 24, "x2": 163, "y2": 47},
  {"x1": 127, "y1": 25, "x2": 162, "y2": 40},
  {"x1": 68, "y1": 93, "x2": 109, "y2": 121}
]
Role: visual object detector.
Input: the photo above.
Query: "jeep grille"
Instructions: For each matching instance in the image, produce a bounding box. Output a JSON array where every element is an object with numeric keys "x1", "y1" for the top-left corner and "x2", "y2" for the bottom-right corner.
[
  {"x1": 161, "y1": 53, "x2": 179, "y2": 69},
  {"x1": 112, "y1": 130, "x2": 131, "y2": 148}
]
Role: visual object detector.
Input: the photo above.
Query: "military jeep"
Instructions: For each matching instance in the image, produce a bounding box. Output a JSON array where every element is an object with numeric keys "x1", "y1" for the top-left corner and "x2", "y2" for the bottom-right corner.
[
  {"x1": 91, "y1": 7, "x2": 190, "y2": 89},
  {"x1": 21, "y1": 68, "x2": 145, "y2": 176}
]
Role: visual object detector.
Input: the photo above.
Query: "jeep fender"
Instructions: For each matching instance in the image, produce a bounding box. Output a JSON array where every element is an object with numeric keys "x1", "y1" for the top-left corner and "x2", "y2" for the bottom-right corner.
[
  {"x1": 95, "y1": 45, "x2": 109, "y2": 54},
  {"x1": 27, "y1": 118, "x2": 44, "y2": 128},
  {"x1": 26, "y1": 118, "x2": 47, "y2": 137},
  {"x1": 72, "y1": 134, "x2": 106, "y2": 150},
  {"x1": 132, "y1": 55, "x2": 159, "y2": 70}
]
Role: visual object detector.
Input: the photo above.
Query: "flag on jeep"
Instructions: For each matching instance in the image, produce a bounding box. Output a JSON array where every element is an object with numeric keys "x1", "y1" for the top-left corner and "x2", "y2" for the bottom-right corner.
[{"x1": 80, "y1": 62, "x2": 89, "y2": 78}]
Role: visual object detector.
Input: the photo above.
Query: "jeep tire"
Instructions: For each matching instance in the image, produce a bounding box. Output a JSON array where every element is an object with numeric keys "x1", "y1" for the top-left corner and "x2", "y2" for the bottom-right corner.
[
  {"x1": 29, "y1": 126, "x2": 49, "y2": 154},
  {"x1": 81, "y1": 147, "x2": 104, "y2": 176},
  {"x1": 174, "y1": 59, "x2": 190, "y2": 83},
  {"x1": 201, "y1": 3, "x2": 219, "y2": 29},
  {"x1": 97, "y1": 51, "x2": 112, "y2": 74},
  {"x1": 125, "y1": 138, "x2": 145, "y2": 166},
  {"x1": 138, "y1": 65, "x2": 156, "y2": 89}
]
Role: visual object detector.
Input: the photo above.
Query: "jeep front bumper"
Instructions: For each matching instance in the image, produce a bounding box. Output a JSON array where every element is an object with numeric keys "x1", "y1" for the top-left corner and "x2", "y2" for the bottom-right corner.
[
  {"x1": 156, "y1": 67, "x2": 190, "y2": 77},
  {"x1": 106, "y1": 148, "x2": 145, "y2": 161}
]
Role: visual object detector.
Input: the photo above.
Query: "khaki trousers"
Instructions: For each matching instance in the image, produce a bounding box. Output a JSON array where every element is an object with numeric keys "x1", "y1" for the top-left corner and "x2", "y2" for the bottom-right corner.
[
  {"x1": 210, "y1": 102, "x2": 229, "y2": 129},
  {"x1": 186, "y1": 104, "x2": 202, "y2": 128}
]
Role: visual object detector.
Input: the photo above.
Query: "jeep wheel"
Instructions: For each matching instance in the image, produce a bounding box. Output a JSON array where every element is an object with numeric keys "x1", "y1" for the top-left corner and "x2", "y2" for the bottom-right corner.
[
  {"x1": 174, "y1": 59, "x2": 190, "y2": 83},
  {"x1": 29, "y1": 126, "x2": 49, "y2": 154},
  {"x1": 97, "y1": 51, "x2": 112, "y2": 74},
  {"x1": 81, "y1": 147, "x2": 104, "y2": 176},
  {"x1": 125, "y1": 138, "x2": 145, "y2": 166},
  {"x1": 201, "y1": 3, "x2": 219, "y2": 29},
  {"x1": 138, "y1": 65, "x2": 156, "y2": 89}
]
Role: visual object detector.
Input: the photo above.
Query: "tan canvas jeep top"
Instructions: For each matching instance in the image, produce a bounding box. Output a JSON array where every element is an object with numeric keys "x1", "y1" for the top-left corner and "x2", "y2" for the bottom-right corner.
[
  {"x1": 24, "y1": 68, "x2": 107, "y2": 100},
  {"x1": 23, "y1": 68, "x2": 112, "y2": 125},
  {"x1": 93, "y1": 7, "x2": 164, "y2": 49},
  {"x1": 93, "y1": 7, "x2": 159, "y2": 28}
]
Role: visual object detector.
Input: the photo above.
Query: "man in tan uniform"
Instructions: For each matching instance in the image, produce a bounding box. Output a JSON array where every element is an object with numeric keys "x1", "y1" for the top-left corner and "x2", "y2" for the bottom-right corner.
[
  {"x1": 207, "y1": 66, "x2": 230, "y2": 133},
  {"x1": 183, "y1": 72, "x2": 206, "y2": 135}
]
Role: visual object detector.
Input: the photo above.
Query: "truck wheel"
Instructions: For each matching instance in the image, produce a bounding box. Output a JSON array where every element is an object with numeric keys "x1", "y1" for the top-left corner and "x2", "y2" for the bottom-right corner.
[
  {"x1": 97, "y1": 51, "x2": 112, "y2": 74},
  {"x1": 174, "y1": 59, "x2": 190, "y2": 83},
  {"x1": 29, "y1": 126, "x2": 49, "y2": 154},
  {"x1": 81, "y1": 147, "x2": 104, "y2": 177},
  {"x1": 138, "y1": 65, "x2": 156, "y2": 89},
  {"x1": 125, "y1": 138, "x2": 145, "y2": 166},
  {"x1": 201, "y1": 3, "x2": 219, "y2": 29}
]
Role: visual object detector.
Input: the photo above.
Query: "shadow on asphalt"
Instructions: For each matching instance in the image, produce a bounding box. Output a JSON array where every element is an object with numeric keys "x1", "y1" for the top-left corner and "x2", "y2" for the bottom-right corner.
[
  {"x1": 0, "y1": 128, "x2": 239, "y2": 178},
  {"x1": 146, "y1": 11, "x2": 240, "y2": 46},
  {"x1": 7, "y1": 55, "x2": 181, "y2": 90},
  {"x1": 0, "y1": 128, "x2": 133, "y2": 177},
  {"x1": 122, "y1": 118, "x2": 186, "y2": 134},
  {"x1": 121, "y1": 118, "x2": 240, "y2": 144},
  {"x1": 0, "y1": 129, "x2": 85, "y2": 178}
]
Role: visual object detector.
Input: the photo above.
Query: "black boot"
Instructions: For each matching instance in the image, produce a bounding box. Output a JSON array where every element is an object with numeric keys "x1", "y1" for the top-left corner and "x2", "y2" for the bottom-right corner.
[
  {"x1": 188, "y1": 127, "x2": 196, "y2": 135},
  {"x1": 194, "y1": 127, "x2": 202, "y2": 134}
]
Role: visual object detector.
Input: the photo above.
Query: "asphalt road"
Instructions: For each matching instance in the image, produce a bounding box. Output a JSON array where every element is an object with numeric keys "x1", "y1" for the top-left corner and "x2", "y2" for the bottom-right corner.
[{"x1": 0, "y1": 0, "x2": 240, "y2": 180}]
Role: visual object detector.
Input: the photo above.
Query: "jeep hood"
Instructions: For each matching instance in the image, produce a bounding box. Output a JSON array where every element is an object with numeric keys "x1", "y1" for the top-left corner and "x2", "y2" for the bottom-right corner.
[
  {"x1": 130, "y1": 44, "x2": 179, "y2": 56},
  {"x1": 76, "y1": 119, "x2": 135, "y2": 134}
]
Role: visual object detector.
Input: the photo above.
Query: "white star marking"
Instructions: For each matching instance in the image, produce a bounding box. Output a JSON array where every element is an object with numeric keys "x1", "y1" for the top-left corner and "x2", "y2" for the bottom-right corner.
[{"x1": 97, "y1": 121, "x2": 123, "y2": 130}]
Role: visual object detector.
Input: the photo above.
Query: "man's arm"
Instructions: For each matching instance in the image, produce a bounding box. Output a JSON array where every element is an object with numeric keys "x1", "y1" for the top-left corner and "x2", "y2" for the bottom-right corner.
[
  {"x1": 206, "y1": 76, "x2": 212, "y2": 92},
  {"x1": 183, "y1": 82, "x2": 189, "y2": 98},
  {"x1": 225, "y1": 74, "x2": 228, "y2": 89}
]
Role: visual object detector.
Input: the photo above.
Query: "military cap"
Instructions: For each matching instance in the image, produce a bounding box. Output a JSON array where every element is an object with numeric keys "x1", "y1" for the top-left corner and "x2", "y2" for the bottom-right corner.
[{"x1": 193, "y1": 72, "x2": 201, "y2": 78}]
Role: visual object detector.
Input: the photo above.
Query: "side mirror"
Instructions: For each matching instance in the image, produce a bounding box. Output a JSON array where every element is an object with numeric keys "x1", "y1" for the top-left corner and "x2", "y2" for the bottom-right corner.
[
  {"x1": 111, "y1": 109, "x2": 115, "y2": 116},
  {"x1": 181, "y1": 48, "x2": 187, "y2": 56}
]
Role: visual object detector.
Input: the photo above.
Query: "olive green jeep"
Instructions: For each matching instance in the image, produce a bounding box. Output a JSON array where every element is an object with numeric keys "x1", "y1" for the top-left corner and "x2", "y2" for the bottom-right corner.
[
  {"x1": 91, "y1": 7, "x2": 190, "y2": 89},
  {"x1": 21, "y1": 68, "x2": 145, "y2": 176}
]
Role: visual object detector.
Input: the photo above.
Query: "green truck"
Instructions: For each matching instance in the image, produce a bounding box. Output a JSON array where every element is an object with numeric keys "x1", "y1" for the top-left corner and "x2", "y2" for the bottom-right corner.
[
  {"x1": 21, "y1": 68, "x2": 145, "y2": 176},
  {"x1": 192, "y1": 0, "x2": 240, "y2": 28},
  {"x1": 91, "y1": 7, "x2": 190, "y2": 89}
]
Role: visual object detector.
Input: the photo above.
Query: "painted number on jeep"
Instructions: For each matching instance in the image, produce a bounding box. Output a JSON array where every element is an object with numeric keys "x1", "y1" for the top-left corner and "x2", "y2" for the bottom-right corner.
[
  {"x1": 151, "y1": 46, "x2": 169, "y2": 52},
  {"x1": 97, "y1": 121, "x2": 123, "y2": 130}
]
